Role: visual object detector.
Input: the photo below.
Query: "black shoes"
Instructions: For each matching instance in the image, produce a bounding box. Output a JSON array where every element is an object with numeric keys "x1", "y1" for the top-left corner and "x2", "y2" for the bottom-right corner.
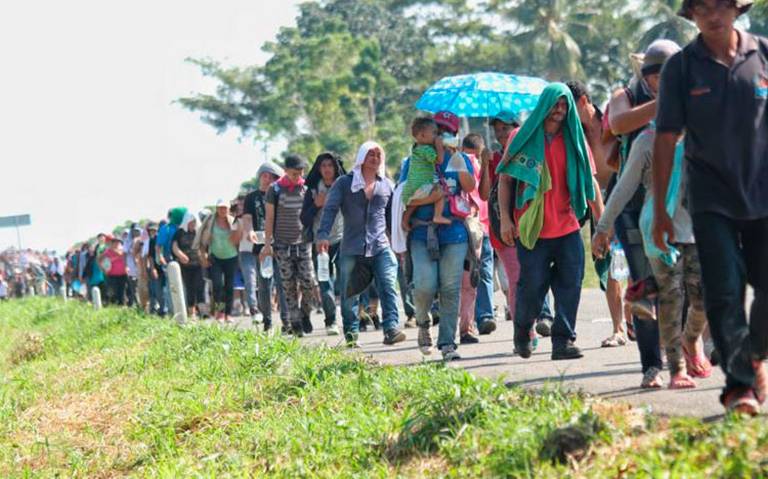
[
  {"x1": 383, "y1": 328, "x2": 406, "y2": 345},
  {"x1": 551, "y1": 341, "x2": 583, "y2": 360},
  {"x1": 460, "y1": 334, "x2": 480, "y2": 344},
  {"x1": 301, "y1": 313, "x2": 313, "y2": 334},
  {"x1": 535, "y1": 318, "x2": 552, "y2": 337},
  {"x1": 478, "y1": 319, "x2": 497, "y2": 335},
  {"x1": 514, "y1": 327, "x2": 533, "y2": 359}
]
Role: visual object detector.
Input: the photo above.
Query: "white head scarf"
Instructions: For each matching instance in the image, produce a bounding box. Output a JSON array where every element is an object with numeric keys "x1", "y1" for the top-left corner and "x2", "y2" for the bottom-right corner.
[
  {"x1": 140, "y1": 229, "x2": 150, "y2": 258},
  {"x1": 180, "y1": 211, "x2": 199, "y2": 233},
  {"x1": 351, "y1": 141, "x2": 387, "y2": 193}
]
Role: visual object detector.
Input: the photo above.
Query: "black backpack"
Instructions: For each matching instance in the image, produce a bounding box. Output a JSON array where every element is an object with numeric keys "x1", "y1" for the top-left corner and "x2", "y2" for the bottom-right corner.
[{"x1": 488, "y1": 175, "x2": 517, "y2": 247}]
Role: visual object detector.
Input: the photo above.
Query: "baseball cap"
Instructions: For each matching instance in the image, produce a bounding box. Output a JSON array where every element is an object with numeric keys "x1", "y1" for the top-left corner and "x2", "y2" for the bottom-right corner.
[
  {"x1": 433, "y1": 111, "x2": 460, "y2": 134},
  {"x1": 491, "y1": 111, "x2": 520, "y2": 126}
]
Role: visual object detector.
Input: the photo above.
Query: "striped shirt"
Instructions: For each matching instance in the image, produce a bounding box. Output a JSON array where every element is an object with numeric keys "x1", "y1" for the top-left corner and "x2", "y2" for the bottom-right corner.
[{"x1": 266, "y1": 184, "x2": 307, "y2": 245}]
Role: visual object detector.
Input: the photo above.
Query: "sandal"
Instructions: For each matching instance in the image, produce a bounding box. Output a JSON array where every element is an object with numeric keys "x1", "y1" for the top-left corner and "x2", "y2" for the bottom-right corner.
[
  {"x1": 682, "y1": 343, "x2": 713, "y2": 379},
  {"x1": 601, "y1": 334, "x2": 627, "y2": 348},
  {"x1": 669, "y1": 372, "x2": 697, "y2": 389},
  {"x1": 641, "y1": 367, "x2": 663, "y2": 389},
  {"x1": 722, "y1": 387, "x2": 760, "y2": 417}
]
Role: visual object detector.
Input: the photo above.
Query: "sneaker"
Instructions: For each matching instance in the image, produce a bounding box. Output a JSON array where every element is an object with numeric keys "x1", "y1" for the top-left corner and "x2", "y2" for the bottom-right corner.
[
  {"x1": 404, "y1": 316, "x2": 417, "y2": 328},
  {"x1": 513, "y1": 327, "x2": 533, "y2": 359},
  {"x1": 383, "y1": 328, "x2": 406, "y2": 345},
  {"x1": 417, "y1": 326, "x2": 433, "y2": 356},
  {"x1": 478, "y1": 319, "x2": 497, "y2": 335},
  {"x1": 551, "y1": 341, "x2": 584, "y2": 360},
  {"x1": 460, "y1": 334, "x2": 479, "y2": 344},
  {"x1": 251, "y1": 311, "x2": 262, "y2": 324},
  {"x1": 722, "y1": 387, "x2": 760, "y2": 417},
  {"x1": 326, "y1": 323, "x2": 340, "y2": 336},
  {"x1": 441, "y1": 345, "x2": 461, "y2": 361},
  {"x1": 345, "y1": 332, "x2": 360, "y2": 349},
  {"x1": 301, "y1": 314, "x2": 313, "y2": 334},
  {"x1": 535, "y1": 318, "x2": 552, "y2": 337}
]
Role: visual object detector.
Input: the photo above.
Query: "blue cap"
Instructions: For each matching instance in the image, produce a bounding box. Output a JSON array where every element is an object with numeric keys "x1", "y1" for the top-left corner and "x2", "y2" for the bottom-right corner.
[{"x1": 492, "y1": 111, "x2": 520, "y2": 126}]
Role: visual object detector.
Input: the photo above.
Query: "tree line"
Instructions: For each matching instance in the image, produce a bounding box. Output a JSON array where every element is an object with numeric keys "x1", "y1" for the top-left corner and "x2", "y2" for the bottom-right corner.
[{"x1": 178, "y1": 0, "x2": 768, "y2": 176}]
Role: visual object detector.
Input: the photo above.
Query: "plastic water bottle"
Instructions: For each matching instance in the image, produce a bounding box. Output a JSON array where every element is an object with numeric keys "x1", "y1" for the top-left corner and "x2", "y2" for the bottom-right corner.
[
  {"x1": 260, "y1": 255, "x2": 273, "y2": 279},
  {"x1": 317, "y1": 252, "x2": 330, "y2": 282},
  {"x1": 610, "y1": 241, "x2": 630, "y2": 281}
]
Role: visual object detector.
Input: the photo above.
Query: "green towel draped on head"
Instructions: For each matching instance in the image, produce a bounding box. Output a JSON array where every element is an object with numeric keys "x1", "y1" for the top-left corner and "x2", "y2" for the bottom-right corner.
[
  {"x1": 495, "y1": 83, "x2": 595, "y2": 248},
  {"x1": 169, "y1": 207, "x2": 188, "y2": 227}
]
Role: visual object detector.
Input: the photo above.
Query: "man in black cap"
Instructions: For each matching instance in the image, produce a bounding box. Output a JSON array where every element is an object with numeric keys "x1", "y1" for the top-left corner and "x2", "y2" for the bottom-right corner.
[
  {"x1": 653, "y1": 0, "x2": 768, "y2": 415},
  {"x1": 260, "y1": 154, "x2": 318, "y2": 337}
]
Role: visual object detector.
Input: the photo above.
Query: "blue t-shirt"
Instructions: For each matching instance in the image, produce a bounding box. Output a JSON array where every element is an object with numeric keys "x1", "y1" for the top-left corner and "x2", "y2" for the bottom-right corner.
[
  {"x1": 403, "y1": 151, "x2": 474, "y2": 245},
  {"x1": 156, "y1": 224, "x2": 178, "y2": 262}
]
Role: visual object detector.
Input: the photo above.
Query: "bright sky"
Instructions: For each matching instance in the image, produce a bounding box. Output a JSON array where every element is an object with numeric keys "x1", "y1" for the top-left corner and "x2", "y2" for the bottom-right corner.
[{"x1": 0, "y1": 0, "x2": 301, "y2": 254}]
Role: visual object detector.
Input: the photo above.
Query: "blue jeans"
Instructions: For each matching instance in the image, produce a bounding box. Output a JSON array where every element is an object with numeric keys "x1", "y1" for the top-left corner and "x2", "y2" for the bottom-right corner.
[
  {"x1": 411, "y1": 240, "x2": 467, "y2": 350},
  {"x1": 239, "y1": 251, "x2": 258, "y2": 315},
  {"x1": 693, "y1": 212, "x2": 768, "y2": 396},
  {"x1": 540, "y1": 294, "x2": 554, "y2": 320},
  {"x1": 338, "y1": 249, "x2": 400, "y2": 338},
  {"x1": 315, "y1": 242, "x2": 340, "y2": 326},
  {"x1": 149, "y1": 271, "x2": 166, "y2": 316},
  {"x1": 475, "y1": 236, "x2": 495, "y2": 325},
  {"x1": 515, "y1": 231, "x2": 584, "y2": 348}
]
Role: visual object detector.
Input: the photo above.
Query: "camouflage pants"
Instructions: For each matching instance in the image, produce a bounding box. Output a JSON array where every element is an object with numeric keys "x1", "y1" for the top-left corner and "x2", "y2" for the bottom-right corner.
[
  {"x1": 649, "y1": 244, "x2": 707, "y2": 375},
  {"x1": 274, "y1": 243, "x2": 317, "y2": 330}
]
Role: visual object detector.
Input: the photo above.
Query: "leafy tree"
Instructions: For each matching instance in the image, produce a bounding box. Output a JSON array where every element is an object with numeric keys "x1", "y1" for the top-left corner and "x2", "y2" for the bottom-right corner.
[{"x1": 748, "y1": 0, "x2": 768, "y2": 36}]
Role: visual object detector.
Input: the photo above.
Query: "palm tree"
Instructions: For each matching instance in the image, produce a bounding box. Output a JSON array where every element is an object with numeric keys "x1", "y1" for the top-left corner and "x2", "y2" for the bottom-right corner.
[
  {"x1": 487, "y1": 0, "x2": 603, "y2": 80},
  {"x1": 637, "y1": 0, "x2": 697, "y2": 51}
]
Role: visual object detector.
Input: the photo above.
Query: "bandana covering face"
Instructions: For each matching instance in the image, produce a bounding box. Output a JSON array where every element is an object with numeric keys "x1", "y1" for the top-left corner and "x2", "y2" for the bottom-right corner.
[
  {"x1": 277, "y1": 175, "x2": 305, "y2": 192},
  {"x1": 496, "y1": 82, "x2": 595, "y2": 247},
  {"x1": 351, "y1": 141, "x2": 387, "y2": 193}
]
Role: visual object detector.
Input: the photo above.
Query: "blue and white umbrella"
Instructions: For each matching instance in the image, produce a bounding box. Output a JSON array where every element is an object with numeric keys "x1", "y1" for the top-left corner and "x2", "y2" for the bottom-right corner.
[{"x1": 415, "y1": 72, "x2": 548, "y2": 119}]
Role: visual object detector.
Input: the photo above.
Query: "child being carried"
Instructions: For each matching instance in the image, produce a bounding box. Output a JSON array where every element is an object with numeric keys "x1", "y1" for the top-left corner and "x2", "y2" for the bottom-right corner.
[{"x1": 401, "y1": 117, "x2": 452, "y2": 231}]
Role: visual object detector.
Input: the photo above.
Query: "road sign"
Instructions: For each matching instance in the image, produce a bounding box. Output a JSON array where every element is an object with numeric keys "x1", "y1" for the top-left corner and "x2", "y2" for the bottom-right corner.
[
  {"x1": 0, "y1": 214, "x2": 31, "y2": 250},
  {"x1": 0, "y1": 214, "x2": 31, "y2": 228}
]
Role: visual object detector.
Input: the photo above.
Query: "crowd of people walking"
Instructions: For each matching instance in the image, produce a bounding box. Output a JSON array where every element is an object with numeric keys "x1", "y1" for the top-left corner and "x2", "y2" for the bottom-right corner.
[{"x1": 4, "y1": 0, "x2": 766, "y2": 416}]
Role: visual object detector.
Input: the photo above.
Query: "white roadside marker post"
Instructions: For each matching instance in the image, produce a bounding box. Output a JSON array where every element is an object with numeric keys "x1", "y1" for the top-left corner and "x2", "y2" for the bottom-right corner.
[
  {"x1": 91, "y1": 286, "x2": 102, "y2": 310},
  {"x1": 167, "y1": 261, "x2": 187, "y2": 325}
]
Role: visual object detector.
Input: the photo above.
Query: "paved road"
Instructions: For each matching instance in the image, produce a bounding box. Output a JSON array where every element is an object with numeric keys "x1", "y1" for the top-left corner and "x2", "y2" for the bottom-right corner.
[{"x1": 232, "y1": 288, "x2": 729, "y2": 419}]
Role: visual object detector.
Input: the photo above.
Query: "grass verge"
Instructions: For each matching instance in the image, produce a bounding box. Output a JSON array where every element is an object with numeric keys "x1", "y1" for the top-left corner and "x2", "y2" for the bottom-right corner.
[{"x1": 1, "y1": 298, "x2": 767, "y2": 478}]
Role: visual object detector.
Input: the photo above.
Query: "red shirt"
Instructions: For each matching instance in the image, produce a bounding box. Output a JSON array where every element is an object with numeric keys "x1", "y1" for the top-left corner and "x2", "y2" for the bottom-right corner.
[
  {"x1": 507, "y1": 130, "x2": 595, "y2": 240},
  {"x1": 104, "y1": 248, "x2": 127, "y2": 277}
]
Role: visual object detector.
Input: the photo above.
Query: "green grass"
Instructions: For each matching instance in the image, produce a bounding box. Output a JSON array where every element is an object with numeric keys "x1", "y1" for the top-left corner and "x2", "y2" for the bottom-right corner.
[{"x1": 1, "y1": 298, "x2": 767, "y2": 478}]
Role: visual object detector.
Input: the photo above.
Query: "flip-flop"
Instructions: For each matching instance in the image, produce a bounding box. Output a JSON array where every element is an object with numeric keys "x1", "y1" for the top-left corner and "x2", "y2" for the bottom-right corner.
[
  {"x1": 683, "y1": 343, "x2": 713, "y2": 378},
  {"x1": 669, "y1": 373, "x2": 697, "y2": 389}
]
